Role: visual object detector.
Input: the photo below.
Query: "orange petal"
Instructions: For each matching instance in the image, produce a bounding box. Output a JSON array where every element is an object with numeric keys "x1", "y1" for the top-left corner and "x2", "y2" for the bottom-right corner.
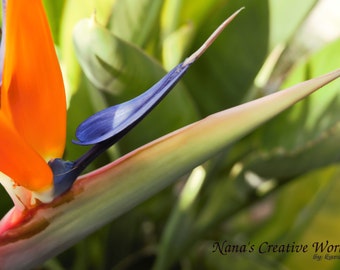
[
  {"x1": 1, "y1": 0, "x2": 66, "y2": 160},
  {"x1": 0, "y1": 112, "x2": 52, "y2": 191}
]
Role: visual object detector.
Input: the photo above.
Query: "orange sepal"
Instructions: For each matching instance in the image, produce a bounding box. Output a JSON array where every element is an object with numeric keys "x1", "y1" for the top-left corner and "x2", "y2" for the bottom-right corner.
[
  {"x1": 0, "y1": 112, "x2": 53, "y2": 191},
  {"x1": 1, "y1": 0, "x2": 66, "y2": 160}
]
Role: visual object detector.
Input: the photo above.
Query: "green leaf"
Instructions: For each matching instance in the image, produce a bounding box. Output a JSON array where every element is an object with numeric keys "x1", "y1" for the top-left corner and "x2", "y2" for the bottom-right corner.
[
  {"x1": 162, "y1": 23, "x2": 195, "y2": 70},
  {"x1": 42, "y1": 0, "x2": 65, "y2": 45},
  {"x1": 240, "y1": 38, "x2": 340, "y2": 180},
  {"x1": 268, "y1": 0, "x2": 317, "y2": 48},
  {"x1": 283, "y1": 167, "x2": 340, "y2": 270},
  {"x1": 171, "y1": 0, "x2": 223, "y2": 29},
  {"x1": 59, "y1": 0, "x2": 115, "y2": 96},
  {"x1": 109, "y1": 0, "x2": 164, "y2": 48},
  {"x1": 1, "y1": 69, "x2": 337, "y2": 269},
  {"x1": 245, "y1": 165, "x2": 340, "y2": 270},
  {"x1": 183, "y1": 0, "x2": 269, "y2": 115}
]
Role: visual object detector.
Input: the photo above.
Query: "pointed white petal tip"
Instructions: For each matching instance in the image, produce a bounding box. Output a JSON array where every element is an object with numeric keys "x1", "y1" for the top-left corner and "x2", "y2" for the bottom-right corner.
[{"x1": 183, "y1": 7, "x2": 245, "y2": 66}]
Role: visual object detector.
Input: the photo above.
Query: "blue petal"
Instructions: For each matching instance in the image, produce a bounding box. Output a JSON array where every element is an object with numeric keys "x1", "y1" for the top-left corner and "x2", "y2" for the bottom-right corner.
[
  {"x1": 74, "y1": 8, "x2": 243, "y2": 146},
  {"x1": 49, "y1": 158, "x2": 78, "y2": 197},
  {"x1": 74, "y1": 62, "x2": 191, "y2": 145},
  {"x1": 51, "y1": 63, "x2": 192, "y2": 196},
  {"x1": 50, "y1": 9, "x2": 242, "y2": 197}
]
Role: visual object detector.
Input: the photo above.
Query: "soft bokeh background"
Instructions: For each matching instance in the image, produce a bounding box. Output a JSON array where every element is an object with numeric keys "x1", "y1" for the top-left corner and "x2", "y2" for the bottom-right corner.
[{"x1": 1, "y1": 0, "x2": 340, "y2": 269}]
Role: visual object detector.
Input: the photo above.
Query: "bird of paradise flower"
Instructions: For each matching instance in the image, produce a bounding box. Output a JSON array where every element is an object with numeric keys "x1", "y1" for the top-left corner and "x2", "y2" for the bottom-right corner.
[
  {"x1": 0, "y1": 0, "x2": 242, "y2": 226},
  {"x1": 0, "y1": 0, "x2": 339, "y2": 269}
]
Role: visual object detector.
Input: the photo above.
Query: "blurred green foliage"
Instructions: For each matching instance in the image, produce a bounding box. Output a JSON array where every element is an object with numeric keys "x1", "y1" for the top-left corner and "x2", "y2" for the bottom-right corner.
[{"x1": 1, "y1": 0, "x2": 340, "y2": 269}]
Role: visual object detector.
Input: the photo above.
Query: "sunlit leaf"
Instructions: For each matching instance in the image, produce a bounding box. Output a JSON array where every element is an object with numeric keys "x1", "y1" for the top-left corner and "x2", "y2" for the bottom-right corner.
[
  {"x1": 268, "y1": 0, "x2": 317, "y2": 48},
  {"x1": 240, "y1": 38, "x2": 340, "y2": 180},
  {"x1": 183, "y1": 0, "x2": 269, "y2": 115},
  {"x1": 42, "y1": 0, "x2": 65, "y2": 44},
  {"x1": 109, "y1": 0, "x2": 163, "y2": 48},
  {"x1": 59, "y1": 0, "x2": 115, "y2": 96}
]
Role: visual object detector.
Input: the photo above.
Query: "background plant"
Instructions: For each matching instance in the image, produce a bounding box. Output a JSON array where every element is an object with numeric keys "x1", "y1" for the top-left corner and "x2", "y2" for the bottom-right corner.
[{"x1": 1, "y1": 0, "x2": 340, "y2": 269}]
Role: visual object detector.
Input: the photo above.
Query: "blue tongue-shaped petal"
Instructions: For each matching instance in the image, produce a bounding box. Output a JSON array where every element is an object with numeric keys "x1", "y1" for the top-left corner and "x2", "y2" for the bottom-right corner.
[
  {"x1": 73, "y1": 7, "x2": 244, "y2": 146},
  {"x1": 50, "y1": 8, "x2": 243, "y2": 197},
  {"x1": 73, "y1": 62, "x2": 190, "y2": 145}
]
